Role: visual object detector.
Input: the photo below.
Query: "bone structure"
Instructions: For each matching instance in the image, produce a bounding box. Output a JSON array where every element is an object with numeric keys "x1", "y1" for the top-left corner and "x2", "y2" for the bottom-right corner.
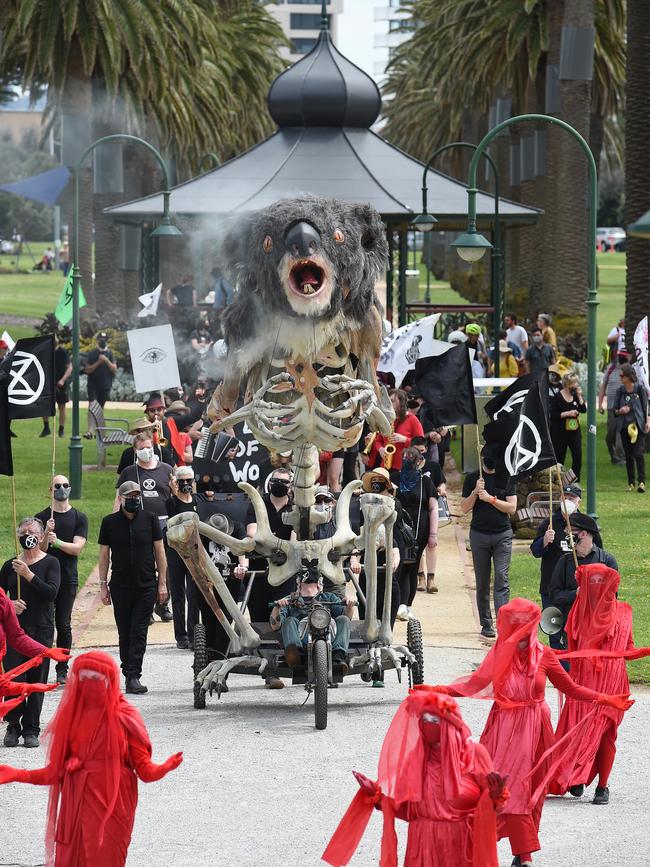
[{"x1": 166, "y1": 197, "x2": 412, "y2": 693}]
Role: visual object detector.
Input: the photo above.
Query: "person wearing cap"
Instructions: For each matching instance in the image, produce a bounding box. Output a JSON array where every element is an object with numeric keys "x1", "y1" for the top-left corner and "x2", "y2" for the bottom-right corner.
[
  {"x1": 613, "y1": 363, "x2": 649, "y2": 493},
  {"x1": 98, "y1": 481, "x2": 168, "y2": 694},
  {"x1": 548, "y1": 512, "x2": 618, "y2": 626},
  {"x1": 83, "y1": 332, "x2": 117, "y2": 438},
  {"x1": 116, "y1": 418, "x2": 174, "y2": 475},
  {"x1": 530, "y1": 483, "x2": 584, "y2": 653},
  {"x1": 39, "y1": 336, "x2": 72, "y2": 439},
  {"x1": 164, "y1": 467, "x2": 202, "y2": 649},
  {"x1": 465, "y1": 323, "x2": 488, "y2": 375},
  {"x1": 525, "y1": 327, "x2": 555, "y2": 376},
  {"x1": 312, "y1": 486, "x2": 336, "y2": 540},
  {"x1": 269, "y1": 564, "x2": 356, "y2": 674},
  {"x1": 598, "y1": 352, "x2": 627, "y2": 465},
  {"x1": 164, "y1": 401, "x2": 194, "y2": 465},
  {"x1": 461, "y1": 445, "x2": 517, "y2": 639}
]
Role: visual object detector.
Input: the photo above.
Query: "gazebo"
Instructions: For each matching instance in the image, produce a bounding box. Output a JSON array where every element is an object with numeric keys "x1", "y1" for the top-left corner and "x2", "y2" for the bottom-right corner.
[{"x1": 107, "y1": 16, "x2": 540, "y2": 324}]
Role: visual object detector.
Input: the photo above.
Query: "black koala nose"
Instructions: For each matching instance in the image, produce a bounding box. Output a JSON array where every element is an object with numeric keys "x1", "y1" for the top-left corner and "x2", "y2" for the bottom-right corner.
[{"x1": 284, "y1": 221, "x2": 321, "y2": 258}]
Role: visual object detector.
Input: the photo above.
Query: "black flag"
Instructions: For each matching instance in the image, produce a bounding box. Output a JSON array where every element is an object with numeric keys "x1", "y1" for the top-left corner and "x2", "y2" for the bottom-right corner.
[
  {"x1": 501, "y1": 376, "x2": 556, "y2": 479},
  {"x1": 483, "y1": 371, "x2": 546, "y2": 446},
  {"x1": 413, "y1": 344, "x2": 477, "y2": 425},
  {"x1": 3, "y1": 335, "x2": 56, "y2": 420},
  {"x1": 0, "y1": 385, "x2": 13, "y2": 476}
]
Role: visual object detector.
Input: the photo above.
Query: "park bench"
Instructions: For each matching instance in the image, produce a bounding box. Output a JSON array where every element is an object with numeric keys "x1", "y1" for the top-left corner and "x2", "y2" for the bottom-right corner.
[{"x1": 88, "y1": 401, "x2": 132, "y2": 468}]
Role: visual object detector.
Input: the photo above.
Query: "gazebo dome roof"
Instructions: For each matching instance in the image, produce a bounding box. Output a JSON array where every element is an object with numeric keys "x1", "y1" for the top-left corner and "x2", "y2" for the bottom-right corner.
[{"x1": 268, "y1": 28, "x2": 381, "y2": 129}]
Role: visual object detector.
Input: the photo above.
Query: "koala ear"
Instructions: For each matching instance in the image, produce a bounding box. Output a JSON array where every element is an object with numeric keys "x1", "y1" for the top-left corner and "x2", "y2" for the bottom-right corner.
[{"x1": 350, "y1": 203, "x2": 387, "y2": 255}]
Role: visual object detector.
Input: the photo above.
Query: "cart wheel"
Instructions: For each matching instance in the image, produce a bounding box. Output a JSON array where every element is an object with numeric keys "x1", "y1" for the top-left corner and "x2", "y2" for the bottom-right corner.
[
  {"x1": 193, "y1": 624, "x2": 207, "y2": 709},
  {"x1": 407, "y1": 618, "x2": 424, "y2": 687},
  {"x1": 314, "y1": 640, "x2": 329, "y2": 730}
]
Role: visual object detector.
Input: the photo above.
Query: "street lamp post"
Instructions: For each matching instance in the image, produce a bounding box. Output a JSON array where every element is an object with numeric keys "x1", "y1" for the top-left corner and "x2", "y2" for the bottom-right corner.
[
  {"x1": 413, "y1": 142, "x2": 503, "y2": 367},
  {"x1": 456, "y1": 114, "x2": 599, "y2": 517},
  {"x1": 69, "y1": 133, "x2": 182, "y2": 499}
]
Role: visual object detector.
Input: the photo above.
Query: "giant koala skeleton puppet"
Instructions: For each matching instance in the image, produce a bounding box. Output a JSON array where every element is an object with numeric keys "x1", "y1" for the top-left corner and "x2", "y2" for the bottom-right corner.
[{"x1": 167, "y1": 197, "x2": 411, "y2": 692}]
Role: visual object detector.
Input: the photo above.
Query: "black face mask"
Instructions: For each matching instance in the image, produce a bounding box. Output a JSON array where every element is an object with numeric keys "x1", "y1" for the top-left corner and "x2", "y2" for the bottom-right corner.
[
  {"x1": 97, "y1": 340, "x2": 107, "y2": 350},
  {"x1": 269, "y1": 481, "x2": 289, "y2": 498},
  {"x1": 19, "y1": 533, "x2": 40, "y2": 550},
  {"x1": 123, "y1": 498, "x2": 141, "y2": 514},
  {"x1": 482, "y1": 456, "x2": 496, "y2": 471},
  {"x1": 179, "y1": 481, "x2": 193, "y2": 493}
]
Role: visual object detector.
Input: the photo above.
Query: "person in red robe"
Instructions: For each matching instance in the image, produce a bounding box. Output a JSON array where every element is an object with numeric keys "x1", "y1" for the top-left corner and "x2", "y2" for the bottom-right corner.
[
  {"x1": 1, "y1": 587, "x2": 69, "y2": 718},
  {"x1": 322, "y1": 689, "x2": 508, "y2": 867},
  {"x1": 0, "y1": 650, "x2": 182, "y2": 867},
  {"x1": 430, "y1": 598, "x2": 633, "y2": 866},
  {"x1": 550, "y1": 563, "x2": 650, "y2": 804}
]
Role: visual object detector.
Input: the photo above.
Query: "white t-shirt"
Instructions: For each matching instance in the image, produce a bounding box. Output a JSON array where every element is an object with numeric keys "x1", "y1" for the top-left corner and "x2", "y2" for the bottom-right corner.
[
  {"x1": 607, "y1": 325, "x2": 626, "y2": 352},
  {"x1": 507, "y1": 324, "x2": 528, "y2": 353}
]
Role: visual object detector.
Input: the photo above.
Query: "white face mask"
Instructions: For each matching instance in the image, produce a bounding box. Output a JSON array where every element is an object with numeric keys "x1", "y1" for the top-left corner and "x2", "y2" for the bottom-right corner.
[
  {"x1": 136, "y1": 446, "x2": 154, "y2": 462},
  {"x1": 561, "y1": 499, "x2": 577, "y2": 516}
]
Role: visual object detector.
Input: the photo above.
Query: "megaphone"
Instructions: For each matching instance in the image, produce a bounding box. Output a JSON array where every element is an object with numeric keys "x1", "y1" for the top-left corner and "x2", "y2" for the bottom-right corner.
[{"x1": 540, "y1": 606, "x2": 565, "y2": 636}]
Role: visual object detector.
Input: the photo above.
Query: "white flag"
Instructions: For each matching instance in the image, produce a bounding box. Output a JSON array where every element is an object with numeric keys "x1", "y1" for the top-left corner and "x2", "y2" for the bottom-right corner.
[
  {"x1": 127, "y1": 324, "x2": 180, "y2": 394},
  {"x1": 633, "y1": 316, "x2": 649, "y2": 395},
  {"x1": 137, "y1": 283, "x2": 162, "y2": 319},
  {"x1": 377, "y1": 313, "x2": 445, "y2": 386},
  {"x1": 1, "y1": 330, "x2": 15, "y2": 350}
]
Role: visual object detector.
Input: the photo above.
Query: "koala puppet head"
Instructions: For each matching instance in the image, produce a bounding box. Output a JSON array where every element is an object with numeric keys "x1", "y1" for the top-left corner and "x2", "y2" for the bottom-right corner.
[{"x1": 221, "y1": 196, "x2": 388, "y2": 324}]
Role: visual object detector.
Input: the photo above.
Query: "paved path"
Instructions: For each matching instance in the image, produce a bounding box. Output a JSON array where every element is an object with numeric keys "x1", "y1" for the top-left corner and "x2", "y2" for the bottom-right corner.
[{"x1": 3, "y1": 461, "x2": 649, "y2": 865}]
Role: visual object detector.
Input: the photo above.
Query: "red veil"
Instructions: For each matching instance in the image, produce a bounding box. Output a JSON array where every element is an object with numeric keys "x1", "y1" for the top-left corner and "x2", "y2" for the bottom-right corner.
[
  {"x1": 41, "y1": 651, "x2": 152, "y2": 864},
  {"x1": 322, "y1": 691, "x2": 499, "y2": 867},
  {"x1": 446, "y1": 598, "x2": 544, "y2": 708}
]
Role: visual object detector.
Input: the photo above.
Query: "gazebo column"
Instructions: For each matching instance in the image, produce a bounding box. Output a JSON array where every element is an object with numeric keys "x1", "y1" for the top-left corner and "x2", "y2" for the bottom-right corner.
[{"x1": 398, "y1": 228, "x2": 408, "y2": 327}]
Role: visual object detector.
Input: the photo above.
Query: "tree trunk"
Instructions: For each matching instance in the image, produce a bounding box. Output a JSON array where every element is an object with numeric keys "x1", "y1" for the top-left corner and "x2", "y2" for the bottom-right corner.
[
  {"x1": 544, "y1": 0, "x2": 594, "y2": 319},
  {"x1": 59, "y1": 48, "x2": 95, "y2": 314},
  {"x1": 625, "y1": 0, "x2": 650, "y2": 350}
]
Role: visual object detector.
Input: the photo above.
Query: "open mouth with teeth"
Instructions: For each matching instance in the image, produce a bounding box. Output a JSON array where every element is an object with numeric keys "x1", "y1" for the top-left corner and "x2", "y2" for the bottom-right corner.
[{"x1": 289, "y1": 260, "x2": 325, "y2": 296}]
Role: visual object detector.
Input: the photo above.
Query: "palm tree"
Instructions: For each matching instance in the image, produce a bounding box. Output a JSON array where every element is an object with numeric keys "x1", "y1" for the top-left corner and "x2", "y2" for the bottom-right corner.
[
  {"x1": 624, "y1": 0, "x2": 650, "y2": 348},
  {"x1": 382, "y1": 0, "x2": 625, "y2": 319},
  {"x1": 0, "y1": 0, "x2": 287, "y2": 317}
]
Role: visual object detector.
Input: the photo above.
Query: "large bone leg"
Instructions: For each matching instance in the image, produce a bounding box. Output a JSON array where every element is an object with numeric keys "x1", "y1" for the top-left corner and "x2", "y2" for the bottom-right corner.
[
  {"x1": 379, "y1": 510, "x2": 396, "y2": 645},
  {"x1": 166, "y1": 512, "x2": 260, "y2": 651}
]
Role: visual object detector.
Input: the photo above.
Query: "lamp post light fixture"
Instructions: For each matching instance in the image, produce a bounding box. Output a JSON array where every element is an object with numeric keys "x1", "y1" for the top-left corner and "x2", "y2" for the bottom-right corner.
[
  {"x1": 412, "y1": 141, "x2": 502, "y2": 355},
  {"x1": 461, "y1": 113, "x2": 599, "y2": 517},
  {"x1": 69, "y1": 133, "x2": 182, "y2": 499}
]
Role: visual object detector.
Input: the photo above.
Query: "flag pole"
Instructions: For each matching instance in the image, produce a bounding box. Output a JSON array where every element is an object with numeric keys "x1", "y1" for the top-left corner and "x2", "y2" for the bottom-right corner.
[
  {"x1": 549, "y1": 467, "x2": 553, "y2": 516},
  {"x1": 10, "y1": 474, "x2": 21, "y2": 600},
  {"x1": 555, "y1": 463, "x2": 578, "y2": 569},
  {"x1": 476, "y1": 428, "x2": 483, "y2": 479},
  {"x1": 50, "y1": 422, "x2": 57, "y2": 517}
]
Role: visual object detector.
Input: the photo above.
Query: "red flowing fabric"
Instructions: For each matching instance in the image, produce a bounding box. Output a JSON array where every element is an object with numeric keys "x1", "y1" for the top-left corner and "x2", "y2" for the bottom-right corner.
[
  {"x1": 165, "y1": 416, "x2": 186, "y2": 465},
  {"x1": 322, "y1": 691, "x2": 501, "y2": 867},
  {"x1": 0, "y1": 651, "x2": 182, "y2": 867},
  {"x1": 549, "y1": 564, "x2": 649, "y2": 793},
  {"x1": 0, "y1": 587, "x2": 57, "y2": 717}
]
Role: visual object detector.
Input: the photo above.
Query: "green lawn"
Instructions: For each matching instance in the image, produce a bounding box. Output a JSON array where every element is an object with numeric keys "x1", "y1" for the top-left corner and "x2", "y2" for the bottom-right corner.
[
  {"x1": 0, "y1": 411, "x2": 143, "y2": 588},
  {"x1": 595, "y1": 250, "x2": 626, "y2": 349}
]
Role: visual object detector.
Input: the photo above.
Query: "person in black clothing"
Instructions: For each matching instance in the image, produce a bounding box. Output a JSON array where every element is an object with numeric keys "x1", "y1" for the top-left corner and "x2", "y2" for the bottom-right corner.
[
  {"x1": 395, "y1": 447, "x2": 438, "y2": 618},
  {"x1": 412, "y1": 436, "x2": 446, "y2": 593},
  {"x1": 197, "y1": 511, "x2": 249, "y2": 688},
  {"x1": 40, "y1": 339, "x2": 72, "y2": 438},
  {"x1": 84, "y1": 331, "x2": 117, "y2": 437},
  {"x1": 166, "y1": 274, "x2": 196, "y2": 308},
  {"x1": 550, "y1": 372, "x2": 587, "y2": 481},
  {"x1": 613, "y1": 363, "x2": 649, "y2": 492},
  {"x1": 245, "y1": 466, "x2": 294, "y2": 689},
  {"x1": 165, "y1": 466, "x2": 202, "y2": 649},
  {"x1": 116, "y1": 417, "x2": 174, "y2": 475},
  {"x1": 98, "y1": 481, "x2": 168, "y2": 694},
  {"x1": 525, "y1": 327, "x2": 555, "y2": 376},
  {"x1": 1, "y1": 517, "x2": 60, "y2": 747},
  {"x1": 548, "y1": 512, "x2": 618, "y2": 625},
  {"x1": 35, "y1": 474, "x2": 88, "y2": 684},
  {"x1": 461, "y1": 446, "x2": 517, "y2": 638},
  {"x1": 530, "y1": 483, "x2": 584, "y2": 652}
]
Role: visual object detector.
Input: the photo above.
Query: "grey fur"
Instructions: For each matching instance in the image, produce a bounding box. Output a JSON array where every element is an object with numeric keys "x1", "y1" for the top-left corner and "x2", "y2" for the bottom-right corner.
[{"x1": 220, "y1": 196, "x2": 388, "y2": 355}]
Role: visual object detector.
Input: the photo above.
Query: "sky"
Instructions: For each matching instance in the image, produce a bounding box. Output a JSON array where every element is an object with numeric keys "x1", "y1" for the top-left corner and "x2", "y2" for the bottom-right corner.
[{"x1": 336, "y1": 0, "x2": 381, "y2": 81}]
